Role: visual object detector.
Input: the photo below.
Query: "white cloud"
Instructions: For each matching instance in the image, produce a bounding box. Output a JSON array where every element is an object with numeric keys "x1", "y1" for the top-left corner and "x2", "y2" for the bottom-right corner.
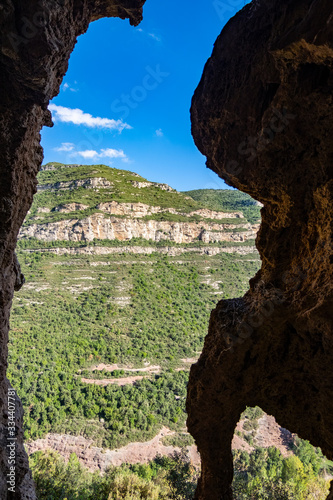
[
  {"x1": 75, "y1": 150, "x2": 99, "y2": 159},
  {"x1": 53, "y1": 142, "x2": 75, "y2": 152},
  {"x1": 155, "y1": 128, "x2": 164, "y2": 137},
  {"x1": 63, "y1": 83, "x2": 69, "y2": 91},
  {"x1": 73, "y1": 148, "x2": 129, "y2": 162},
  {"x1": 100, "y1": 148, "x2": 127, "y2": 159},
  {"x1": 148, "y1": 33, "x2": 161, "y2": 42},
  {"x1": 49, "y1": 104, "x2": 132, "y2": 132}
]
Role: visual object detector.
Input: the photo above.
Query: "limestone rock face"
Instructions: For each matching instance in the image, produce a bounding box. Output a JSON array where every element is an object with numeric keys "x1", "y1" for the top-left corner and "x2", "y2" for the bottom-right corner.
[
  {"x1": 19, "y1": 214, "x2": 255, "y2": 244},
  {"x1": 37, "y1": 177, "x2": 113, "y2": 192},
  {"x1": 96, "y1": 201, "x2": 244, "y2": 220},
  {"x1": 187, "y1": 0, "x2": 333, "y2": 499},
  {"x1": 0, "y1": 0, "x2": 145, "y2": 498}
]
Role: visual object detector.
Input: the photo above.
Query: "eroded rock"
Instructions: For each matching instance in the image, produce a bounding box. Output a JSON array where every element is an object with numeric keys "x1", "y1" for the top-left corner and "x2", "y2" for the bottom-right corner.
[
  {"x1": 187, "y1": 0, "x2": 333, "y2": 498},
  {"x1": 19, "y1": 214, "x2": 255, "y2": 243},
  {"x1": 0, "y1": 1, "x2": 145, "y2": 498}
]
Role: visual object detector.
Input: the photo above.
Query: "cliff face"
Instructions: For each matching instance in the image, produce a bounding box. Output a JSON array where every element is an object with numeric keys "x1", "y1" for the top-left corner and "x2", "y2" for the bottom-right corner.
[
  {"x1": 0, "y1": 1, "x2": 145, "y2": 498},
  {"x1": 20, "y1": 215, "x2": 255, "y2": 244},
  {"x1": 187, "y1": 1, "x2": 333, "y2": 499}
]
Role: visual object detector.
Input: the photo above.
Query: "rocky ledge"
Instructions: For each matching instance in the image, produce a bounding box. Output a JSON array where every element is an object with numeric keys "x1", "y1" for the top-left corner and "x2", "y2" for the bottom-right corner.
[
  {"x1": 0, "y1": 1, "x2": 146, "y2": 498},
  {"x1": 19, "y1": 213, "x2": 256, "y2": 244},
  {"x1": 187, "y1": 0, "x2": 333, "y2": 499}
]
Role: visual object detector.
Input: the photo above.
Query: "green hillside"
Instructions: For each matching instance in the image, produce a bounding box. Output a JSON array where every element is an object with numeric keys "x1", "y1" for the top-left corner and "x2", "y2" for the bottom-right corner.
[
  {"x1": 9, "y1": 249, "x2": 260, "y2": 445},
  {"x1": 184, "y1": 189, "x2": 261, "y2": 224},
  {"x1": 25, "y1": 163, "x2": 244, "y2": 228}
]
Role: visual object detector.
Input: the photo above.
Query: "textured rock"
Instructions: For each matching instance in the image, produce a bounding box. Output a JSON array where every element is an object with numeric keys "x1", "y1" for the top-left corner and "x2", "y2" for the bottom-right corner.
[
  {"x1": 37, "y1": 177, "x2": 113, "y2": 191},
  {"x1": 131, "y1": 180, "x2": 175, "y2": 191},
  {"x1": 0, "y1": 0, "x2": 145, "y2": 498},
  {"x1": 53, "y1": 203, "x2": 89, "y2": 213},
  {"x1": 19, "y1": 213, "x2": 255, "y2": 244},
  {"x1": 97, "y1": 201, "x2": 244, "y2": 220},
  {"x1": 1, "y1": 0, "x2": 332, "y2": 499},
  {"x1": 187, "y1": 0, "x2": 333, "y2": 499}
]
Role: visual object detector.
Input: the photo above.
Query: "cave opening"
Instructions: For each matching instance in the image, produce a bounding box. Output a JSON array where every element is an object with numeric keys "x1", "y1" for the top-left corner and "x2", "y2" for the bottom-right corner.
[
  {"x1": 7, "y1": 1, "x2": 263, "y2": 497},
  {"x1": 1, "y1": 0, "x2": 333, "y2": 499}
]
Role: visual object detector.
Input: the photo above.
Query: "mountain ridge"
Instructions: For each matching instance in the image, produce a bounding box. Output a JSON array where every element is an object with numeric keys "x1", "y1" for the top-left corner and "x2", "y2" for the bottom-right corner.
[{"x1": 19, "y1": 163, "x2": 260, "y2": 248}]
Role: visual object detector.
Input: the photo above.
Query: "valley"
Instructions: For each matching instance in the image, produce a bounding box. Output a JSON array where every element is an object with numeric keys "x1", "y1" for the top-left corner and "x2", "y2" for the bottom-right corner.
[{"x1": 9, "y1": 163, "x2": 332, "y2": 499}]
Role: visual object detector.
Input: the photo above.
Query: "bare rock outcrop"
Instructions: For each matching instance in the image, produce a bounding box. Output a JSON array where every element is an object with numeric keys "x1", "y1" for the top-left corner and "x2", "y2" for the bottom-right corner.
[
  {"x1": 97, "y1": 201, "x2": 244, "y2": 220},
  {"x1": 187, "y1": 1, "x2": 333, "y2": 499},
  {"x1": 19, "y1": 214, "x2": 255, "y2": 244},
  {"x1": 37, "y1": 177, "x2": 113, "y2": 192},
  {"x1": 0, "y1": 1, "x2": 145, "y2": 498}
]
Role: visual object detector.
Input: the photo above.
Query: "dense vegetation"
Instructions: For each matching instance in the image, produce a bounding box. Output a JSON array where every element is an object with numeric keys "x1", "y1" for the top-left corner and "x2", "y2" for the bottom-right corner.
[
  {"x1": 31, "y1": 449, "x2": 198, "y2": 500},
  {"x1": 12, "y1": 247, "x2": 332, "y2": 498},
  {"x1": 184, "y1": 189, "x2": 261, "y2": 224},
  {"x1": 9, "y1": 249, "x2": 260, "y2": 446},
  {"x1": 233, "y1": 441, "x2": 332, "y2": 499}
]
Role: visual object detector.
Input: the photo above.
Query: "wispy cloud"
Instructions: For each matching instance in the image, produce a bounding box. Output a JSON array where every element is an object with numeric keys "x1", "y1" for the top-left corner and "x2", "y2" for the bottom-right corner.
[
  {"x1": 72, "y1": 148, "x2": 129, "y2": 162},
  {"x1": 49, "y1": 104, "x2": 132, "y2": 132},
  {"x1": 155, "y1": 128, "x2": 164, "y2": 137},
  {"x1": 53, "y1": 142, "x2": 75, "y2": 152},
  {"x1": 136, "y1": 27, "x2": 162, "y2": 43},
  {"x1": 62, "y1": 81, "x2": 79, "y2": 92},
  {"x1": 148, "y1": 33, "x2": 161, "y2": 42}
]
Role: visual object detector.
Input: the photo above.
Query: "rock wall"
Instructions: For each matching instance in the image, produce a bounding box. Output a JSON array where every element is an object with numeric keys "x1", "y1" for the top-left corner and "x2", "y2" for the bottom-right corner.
[
  {"x1": 0, "y1": 1, "x2": 145, "y2": 498},
  {"x1": 187, "y1": 0, "x2": 333, "y2": 499},
  {"x1": 19, "y1": 214, "x2": 255, "y2": 244},
  {"x1": 96, "y1": 201, "x2": 244, "y2": 220}
]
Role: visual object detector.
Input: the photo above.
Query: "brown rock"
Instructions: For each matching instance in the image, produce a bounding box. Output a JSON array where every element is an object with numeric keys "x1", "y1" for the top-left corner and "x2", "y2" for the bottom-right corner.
[
  {"x1": 0, "y1": 1, "x2": 145, "y2": 498},
  {"x1": 187, "y1": 0, "x2": 333, "y2": 499}
]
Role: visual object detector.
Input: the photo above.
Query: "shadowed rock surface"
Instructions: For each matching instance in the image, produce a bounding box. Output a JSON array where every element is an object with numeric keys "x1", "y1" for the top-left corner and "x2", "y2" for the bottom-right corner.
[
  {"x1": 187, "y1": 0, "x2": 333, "y2": 499},
  {"x1": 0, "y1": 1, "x2": 145, "y2": 498}
]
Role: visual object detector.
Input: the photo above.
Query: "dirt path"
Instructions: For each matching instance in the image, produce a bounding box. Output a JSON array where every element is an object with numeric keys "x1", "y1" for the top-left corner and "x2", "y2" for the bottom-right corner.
[
  {"x1": 90, "y1": 363, "x2": 161, "y2": 374},
  {"x1": 81, "y1": 375, "x2": 147, "y2": 386}
]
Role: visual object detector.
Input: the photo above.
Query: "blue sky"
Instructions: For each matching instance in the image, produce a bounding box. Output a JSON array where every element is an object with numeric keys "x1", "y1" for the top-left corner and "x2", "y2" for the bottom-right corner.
[{"x1": 42, "y1": 0, "x2": 250, "y2": 191}]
